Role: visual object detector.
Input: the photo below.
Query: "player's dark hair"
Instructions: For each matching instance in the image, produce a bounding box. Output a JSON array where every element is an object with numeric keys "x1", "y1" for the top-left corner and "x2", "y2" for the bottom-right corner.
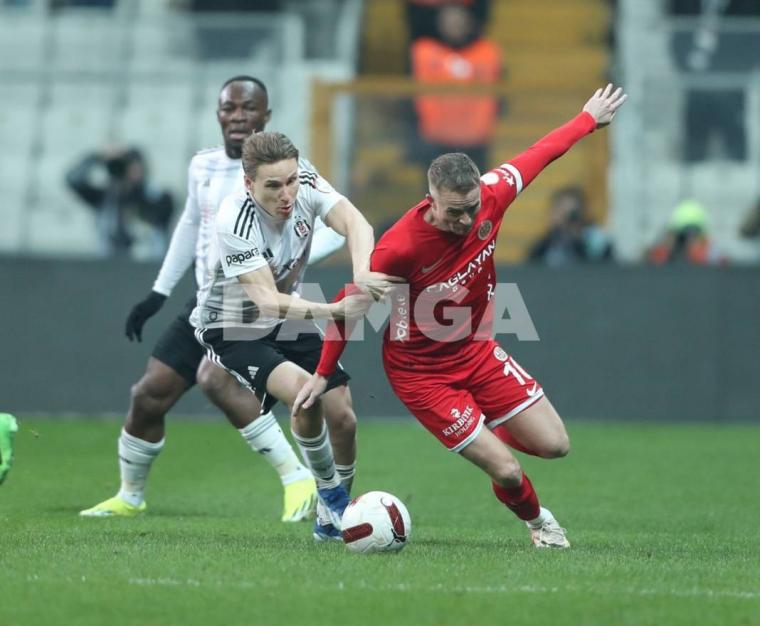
[
  {"x1": 220, "y1": 75, "x2": 268, "y2": 94},
  {"x1": 242, "y1": 132, "x2": 299, "y2": 179},
  {"x1": 427, "y1": 153, "x2": 480, "y2": 194}
]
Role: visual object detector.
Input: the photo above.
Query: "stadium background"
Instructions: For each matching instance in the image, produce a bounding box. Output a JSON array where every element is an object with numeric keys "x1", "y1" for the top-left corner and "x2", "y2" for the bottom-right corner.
[
  {"x1": 0, "y1": 0, "x2": 757, "y2": 420},
  {"x1": 2, "y1": 3, "x2": 760, "y2": 626}
]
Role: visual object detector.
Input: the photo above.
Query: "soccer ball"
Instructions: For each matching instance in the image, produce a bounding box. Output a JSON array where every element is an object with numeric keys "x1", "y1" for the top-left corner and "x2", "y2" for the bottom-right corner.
[{"x1": 341, "y1": 491, "x2": 412, "y2": 554}]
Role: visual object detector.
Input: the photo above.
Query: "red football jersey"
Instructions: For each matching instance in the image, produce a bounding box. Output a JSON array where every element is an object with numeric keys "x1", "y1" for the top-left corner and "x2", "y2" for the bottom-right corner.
[
  {"x1": 373, "y1": 163, "x2": 521, "y2": 359},
  {"x1": 316, "y1": 112, "x2": 597, "y2": 376}
]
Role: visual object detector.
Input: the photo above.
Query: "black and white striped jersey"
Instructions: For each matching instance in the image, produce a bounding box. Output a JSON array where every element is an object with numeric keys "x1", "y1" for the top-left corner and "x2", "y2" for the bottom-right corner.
[
  {"x1": 190, "y1": 160, "x2": 344, "y2": 330},
  {"x1": 152, "y1": 148, "x2": 344, "y2": 298}
]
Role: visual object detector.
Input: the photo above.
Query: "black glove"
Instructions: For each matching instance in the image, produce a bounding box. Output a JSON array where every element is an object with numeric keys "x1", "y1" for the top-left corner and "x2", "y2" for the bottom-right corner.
[{"x1": 125, "y1": 291, "x2": 167, "y2": 342}]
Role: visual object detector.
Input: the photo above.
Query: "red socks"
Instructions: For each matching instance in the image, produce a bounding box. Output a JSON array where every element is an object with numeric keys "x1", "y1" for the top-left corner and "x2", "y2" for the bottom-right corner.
[{"x1": 492, "y1": 473, "x2": 540, "y2": 521}]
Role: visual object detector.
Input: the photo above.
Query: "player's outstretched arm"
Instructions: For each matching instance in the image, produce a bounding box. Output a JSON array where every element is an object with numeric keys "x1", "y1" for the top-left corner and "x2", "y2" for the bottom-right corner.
[
  {"x1": 291, "y1": 284, "x2": 364, "y2": 416},
  {"x1": 502, "y1": 84, "x2": 627, "y2": 200},
  {"x1": 323, "y1": 199, "x2": 404, "y2": 300},
  {"x1": 238, "y1": 267, "x2": 372, "y2": 321},
  {"x1": 307, "y1": 217, "x2": 345, "y2": 265},
  {"x1": 291, "y1": 248, "x2": 407, "y2": 416}
]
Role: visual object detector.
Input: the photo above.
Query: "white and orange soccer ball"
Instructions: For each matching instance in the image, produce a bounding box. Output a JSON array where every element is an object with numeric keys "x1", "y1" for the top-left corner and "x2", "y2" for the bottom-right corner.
[{"x1": 340, "y1": 491, "x2": 412, "y2": 554}]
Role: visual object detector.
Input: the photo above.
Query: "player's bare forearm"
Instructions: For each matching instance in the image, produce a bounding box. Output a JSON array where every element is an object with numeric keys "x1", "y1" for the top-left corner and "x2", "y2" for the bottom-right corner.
[
  {"x1": 347, "y1": 219, "x2": 375, "y2": 277},
  {"x1": 237, "y1": 270, "x2": 336, "y2": 320},
  {"x1": 323, "y1": 199, "x2": 403, "y2": 299},
  {"x1": 322, "y1": 199, "x2": 374, "y2": 274},
  {"x1": 272, "y1": 293, "x2": 333, "y2": 320},
  {"x1": 241, "y1": 282, "x2": 335, "y2": 320},
  {"x1": 237, "y1": 271, "x2": 370, "y2": 322},
  {"x1": 337, "y1": 201, "x2": 374, "y2": 279}
]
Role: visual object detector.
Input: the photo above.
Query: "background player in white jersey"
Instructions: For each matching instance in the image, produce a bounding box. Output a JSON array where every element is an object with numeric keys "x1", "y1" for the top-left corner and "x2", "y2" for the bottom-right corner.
[
  {"x1": 80, "y1": 77, "x2": 352, "y2": 522},
  {"x1": 192, "y1": 131, "x2": 398, "y2": 540}
]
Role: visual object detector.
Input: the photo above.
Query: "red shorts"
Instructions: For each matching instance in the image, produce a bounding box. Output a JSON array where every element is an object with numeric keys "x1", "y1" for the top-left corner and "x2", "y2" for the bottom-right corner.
[{"x1": 383, "y1": 339, "x2": 544, "y2": 451}]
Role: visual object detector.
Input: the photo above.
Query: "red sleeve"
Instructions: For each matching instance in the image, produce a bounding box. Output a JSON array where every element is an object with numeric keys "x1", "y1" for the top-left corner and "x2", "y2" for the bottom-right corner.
[
  {"x1": 484, "y1": 112, "x2": 597, "y2": 213},
  {"x1": 317, "y1": 231, "x2": 412, "y2": 376},
  {"x1": 315, "y1": 285, "x2": 362, "y2": 377}
]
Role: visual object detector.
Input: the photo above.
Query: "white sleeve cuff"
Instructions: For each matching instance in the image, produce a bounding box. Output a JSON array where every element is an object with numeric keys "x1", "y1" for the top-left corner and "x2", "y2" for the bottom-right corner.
[{"x1": 498, "y1": 163, "x2": 524, "y2": 194}]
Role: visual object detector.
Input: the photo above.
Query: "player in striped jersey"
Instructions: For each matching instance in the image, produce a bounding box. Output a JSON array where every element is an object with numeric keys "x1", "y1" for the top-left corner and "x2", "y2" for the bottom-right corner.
[
  {"x1": 191, "y1": 131, "x2": 399, "y2": 541},
  {"x1": 80, "y1": 76, "x2": 349, "y2": 522}
]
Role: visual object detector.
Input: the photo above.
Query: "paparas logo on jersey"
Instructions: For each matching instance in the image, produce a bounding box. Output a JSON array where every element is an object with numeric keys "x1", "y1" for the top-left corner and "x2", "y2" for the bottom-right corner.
[{"x1": 225, "y1": 248, "x2": 260, "y2": 265}]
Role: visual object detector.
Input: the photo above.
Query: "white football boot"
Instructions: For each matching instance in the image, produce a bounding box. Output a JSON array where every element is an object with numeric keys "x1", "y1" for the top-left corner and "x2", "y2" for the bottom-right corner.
[{"x1": 527, "y1": 508, "x2": 570, "y2": 548}]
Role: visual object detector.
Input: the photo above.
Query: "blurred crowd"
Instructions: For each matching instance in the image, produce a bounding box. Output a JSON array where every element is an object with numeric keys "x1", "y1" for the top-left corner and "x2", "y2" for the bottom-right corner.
[
  {"x1": 406, "y1": 0, "x2": 500, "y2": 174},
  {"x1": 400, "y1": 0, "x2": 760, "y2": 267},
  {"x1": 7, "y1": 0, "x2": 758, "y2": 265},
  {"x1": 66, "y1": 148, "x2": 174, "y2": 259}
]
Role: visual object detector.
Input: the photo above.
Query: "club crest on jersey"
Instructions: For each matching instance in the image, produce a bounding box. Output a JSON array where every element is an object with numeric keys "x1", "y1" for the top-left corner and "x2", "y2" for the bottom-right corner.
[
  {"x1": 477, "y1": 220, "x2": 493, "y2": 240},
  {"x1": 493, "y1": 346, "x2": 508, "y2": 362},
  {"x1": 294, "y1": 218, "x2": 311, "y2": 239}
]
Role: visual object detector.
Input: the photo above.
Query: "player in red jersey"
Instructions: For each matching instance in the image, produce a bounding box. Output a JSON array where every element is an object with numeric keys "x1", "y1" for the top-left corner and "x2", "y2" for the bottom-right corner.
[{"x1": 294, "y1": 84, "x2": 627, "y2": 548}]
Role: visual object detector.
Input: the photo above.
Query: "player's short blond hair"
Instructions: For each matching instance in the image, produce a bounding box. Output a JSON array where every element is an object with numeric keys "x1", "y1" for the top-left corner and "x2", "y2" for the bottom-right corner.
[
  {"x1": 242, "y1": 132, "x2": 299, "y2": 179},
  {"x1": 427, "y1": 153, "x2": 480, "y2": 194}
]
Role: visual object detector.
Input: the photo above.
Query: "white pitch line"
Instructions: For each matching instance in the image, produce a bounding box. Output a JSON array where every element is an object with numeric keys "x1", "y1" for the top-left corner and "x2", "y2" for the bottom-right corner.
[
  {"x1": 124, "y1": 577, "x2": 760, "y2": 601},
  {"x1": 16, "y1": 574, "x2": 760, "y2": 601}
]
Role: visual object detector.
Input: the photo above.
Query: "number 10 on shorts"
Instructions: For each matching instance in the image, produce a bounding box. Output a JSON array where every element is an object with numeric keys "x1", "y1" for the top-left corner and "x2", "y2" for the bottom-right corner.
[{"x1": 500, "y1": 352, "x2": 539, "y2": 397}]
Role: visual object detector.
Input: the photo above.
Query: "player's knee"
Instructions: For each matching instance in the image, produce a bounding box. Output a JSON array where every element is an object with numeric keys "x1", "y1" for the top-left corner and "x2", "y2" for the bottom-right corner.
[
  {"x1": 555, "y1": 433, "x2": 571, "y2": 458},
  {"x1": 130, "y1": 378, "x2": 173, "y2": 420},
  {"x1": 196, "y1": 363, "x2": 227, "y2": 400},
  {"x1": 491, "y1": 458, "x2": 523, "y2": 488},
  {"x1": 539, "y1": 432, "x2": 570, "y2": 459},
  {"x1": 325, "y1": 405, "x2": 357, "y2": 442}
]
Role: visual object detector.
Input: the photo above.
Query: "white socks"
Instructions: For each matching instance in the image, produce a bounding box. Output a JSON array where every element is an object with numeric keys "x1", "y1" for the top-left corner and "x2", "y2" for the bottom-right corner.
[
  {"x1": 335, "y1": 462, "x2": 356, "y2": 493},
  {"x1": 527, "y1": 507, "x2": 552, "y2": 529},
  {"x1": 118, "y1": 429, "x2": 164, "y2": 507},
  {"x1": 291, "y1": 421, "x2": 341, "y2": 490},
  {"x1": 117, "y1": 413, "x2": 320, "y2": 508},
  {"x1": 239, "y1": 412, "x2": 311, "y2": 486}
]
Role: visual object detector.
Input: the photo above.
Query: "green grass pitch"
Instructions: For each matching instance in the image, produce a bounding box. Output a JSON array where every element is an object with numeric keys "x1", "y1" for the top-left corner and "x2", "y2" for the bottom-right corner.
[{"x1": 1, "y1": 417, "x2": 759, "y2": 626}]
